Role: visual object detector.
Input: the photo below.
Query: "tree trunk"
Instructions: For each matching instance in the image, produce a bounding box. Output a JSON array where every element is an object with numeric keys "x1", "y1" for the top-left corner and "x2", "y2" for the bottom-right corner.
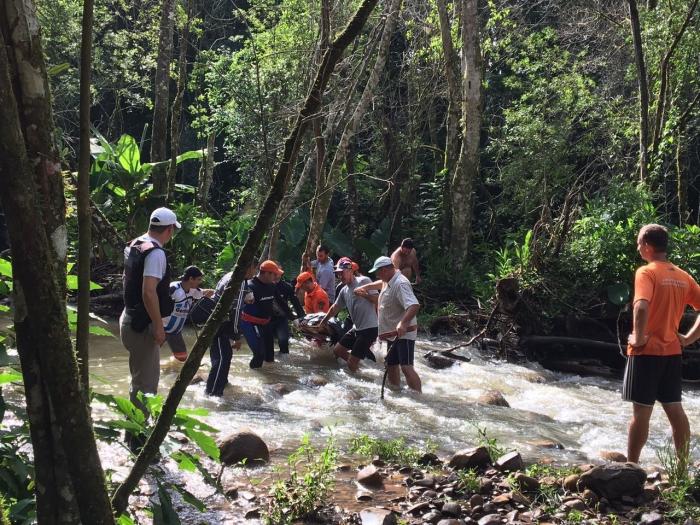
[
  {"x1": 197, "y1": 131, "x2": 215, "y2": 210},
  {"x1": 76, "y1": 0, "x2": 94, "y2": 390},
  {"x1": 111, "y1": 0, "x2": 379, "y2": 513},
  {"x1": 649, "y1": 0, "x2": 698, "y2": 163},
  {"x1": 166, "y1": 0, "x2": 194, "y2": 202},
  {"x1": 150, "y1": 0, "x2": 176, "y2": 202},
  {"x1": 0, "y1": 22, "x2": 115, "y2": 524},
  {"x1": 450, "y1": 0, "x2": 483, "y2": 265},
  {"x1": 305, "y1": 0, "x2": 403, "y2": 255},
  {"x1": 627, "y1": 0, "x2": 650, "y2": 182},
  {"x1": 346, "y1": 144, "x2": 361, "y2": 261},
  {"x1": 677, "y1": 130, "x2": 688, "y2": 225},
  {"x1": 436, "y1": 0, "x2": 462, "y2": 247}
]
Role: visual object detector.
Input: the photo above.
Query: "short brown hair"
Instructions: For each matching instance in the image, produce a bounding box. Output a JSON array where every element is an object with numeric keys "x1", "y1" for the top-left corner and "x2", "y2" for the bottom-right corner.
[{"x1": 639, "y1": 224, "x2": 668, "y2": 252}]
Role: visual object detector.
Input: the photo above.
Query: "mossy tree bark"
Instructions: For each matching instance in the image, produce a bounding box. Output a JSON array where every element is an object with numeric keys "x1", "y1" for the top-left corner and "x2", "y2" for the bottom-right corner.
[
  {"x1": 151, "y1": 0, "x2": 177, "y2": 202},
  {"x1": 111, "y1": 0, "x2": 380, "y2": 513},
  {"x1": 449, "y1": 0, "x2": 483, "y2": 266},
  {"x1": 0, "y1": 5, "x2": 115, "y2": 522}
]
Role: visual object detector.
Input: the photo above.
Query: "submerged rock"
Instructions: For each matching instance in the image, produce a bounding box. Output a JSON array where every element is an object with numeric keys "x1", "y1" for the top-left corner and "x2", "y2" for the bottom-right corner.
[
  {"x1": 477, "y1": 390, "x2": 510, "y2": 407},
  {"x1": 360, "y1": 507, "x2": 397, "y2": 525},
  {"x1": 448, "y1": 446, "x2": 491, "y2": 470},
  {"x1": 578, "y1": 463, "x2": 646, "y2": 500},
  {"x1": 357, "y1": 465, "x2": 383, "y2": 487},
  {"x1": 218, "y1": 430, "x2": 270, "y2": 466},
  {"x1": 599, "y1": 450, "x2": 627, "y2": 462}
]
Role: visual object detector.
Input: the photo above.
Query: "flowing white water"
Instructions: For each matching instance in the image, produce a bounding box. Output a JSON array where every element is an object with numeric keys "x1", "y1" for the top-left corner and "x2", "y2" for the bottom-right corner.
[{"x1": 15, "y1": 323, "x2": 699, "y2": 522}]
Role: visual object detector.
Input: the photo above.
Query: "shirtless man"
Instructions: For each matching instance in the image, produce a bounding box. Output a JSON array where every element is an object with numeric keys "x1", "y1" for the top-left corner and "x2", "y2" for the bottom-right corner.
[{"x1": 391, "y1": 238, "x2": 421, "y2": 284}]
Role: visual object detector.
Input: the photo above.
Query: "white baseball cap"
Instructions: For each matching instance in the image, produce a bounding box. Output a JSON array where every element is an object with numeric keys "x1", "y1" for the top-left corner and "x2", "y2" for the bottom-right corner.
[
  {"x1": 369, "y1": 256, "x2": 394, "y2": 273},
  {"x1": 149, "y1": 207, "x2": 181, "y2": 229}
]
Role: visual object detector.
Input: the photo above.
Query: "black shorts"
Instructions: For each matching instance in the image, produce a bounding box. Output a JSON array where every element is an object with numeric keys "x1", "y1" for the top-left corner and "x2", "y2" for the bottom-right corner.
[
  {"x1": 386, "y1": 339, "x2": 415, "y2": 366},
  {"x1": 338, "y1": 327, "x2": 378, "y2": 361},
  {"x1": 622, "y1": 354, "x2": 683, "y2": 406}
]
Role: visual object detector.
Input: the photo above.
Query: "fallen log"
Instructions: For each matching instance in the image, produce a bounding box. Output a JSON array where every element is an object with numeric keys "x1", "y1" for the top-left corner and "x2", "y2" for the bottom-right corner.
[{"x1": 520, "y1": 336, "x2": 623, "y2": 353}]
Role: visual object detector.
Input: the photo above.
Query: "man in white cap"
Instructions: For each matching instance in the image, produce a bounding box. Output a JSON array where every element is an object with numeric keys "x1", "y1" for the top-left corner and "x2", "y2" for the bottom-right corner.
[
  {"x1": 355, "y1": 255, "x2": 422, "y2": 392},
  {"x1": 120, "y1": 207, "x2": 180, "y2": 451}
]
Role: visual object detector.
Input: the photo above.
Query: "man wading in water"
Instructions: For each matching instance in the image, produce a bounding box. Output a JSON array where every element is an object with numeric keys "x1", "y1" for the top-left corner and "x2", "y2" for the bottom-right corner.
[
  {"x1": 120, "y1": 207, "x2": 180, "y2": 451},
  {"x1": 356, "y1": 256, "x2": 422, "y2": 392},
  {"x1": 625, "y1": 224, "x2": 700, "y2": 464},
  {"x1": 319, "y1": 257, "x2": 379, "y2": 372}
]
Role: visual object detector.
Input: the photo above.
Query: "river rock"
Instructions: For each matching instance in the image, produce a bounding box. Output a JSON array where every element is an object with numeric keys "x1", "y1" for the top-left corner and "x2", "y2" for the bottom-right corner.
[
  {"x1": 494, "y1": 451, "x2": 523, "y2": 472},
  {"x1": 527, "y1": 439, "x2": 564, "y2": 450},
  {"x1": 563, "y1": 498, "x2": 586, "y2": 511},
  {"x1": 582, "y1": 488, "x2": 598, "y2": 506},
  {"x1": 269, "y1": 383, "x2": 291, "y2": 395},
  {"x1": 190, "y1": 374, "x2": 205, "y2": 385},
  {"x1": 419, "y1": 452, "x2": 442, "y2": 466},
  {"x1": 470, "y1": 494, "x2": 484, "y2": 508},
  {"x1": 423, "y1": 510, "x2": 443, "y2": 523},
  {"x1": 357, "y1": 465, "x2": 383, "y2": 487},
  {"x1": 683, "y1": 519, "x2": 699, "y2": 525},
  {"x1": 599, "y1": 450, "x2": 627, "y2": 462},
  {"x1": 563, "y1": 474, "x2": 580, "y2": 492},
  {"x1": 478, "y1": 514, "x2": 503, "y2": 525},
  {"x1": 360, "y1": 507, "x2": 397, "y2": 525},
  {"x1": 415, "y1": 476, "x2": 436, "y2": 488},
  {"x1": 356, "y1": 491, "x2": 373, "y2": 501},
  {"x1": 477, "y1": 390, "x2": 510, "y2": 407},
  {"x1": 578, "y1": 463, "x2": 646, "y2": 500},
  {"x1": 449, "y1": 447, "x2": 491, "y2": 470},
  {"x1": 425, "y1": 352, "x2": 456, "y2": 369},
  {"x1": 244, "y1": 508, "x2": 261, "y2": 519},
  {"x1": 441, "y1": 502, "x2": 462, "y2": 517},
  {"x1": 307, "y1": 374, "x2": 328, "y2": 387},
  {"x1": 437, "y1": 520, "x2": 463, "y2": 525},
  {"x1": 407, "y1": 501, "x2": 430, "y2": 514},
  {"x1": 218, "y1": 430, "x2": 269, "y2": 466},
  {"x1": 514, "y1": 473, "x2": 540, "y2": 492},
  {"x1": 640, "y1": 511, "x2": 664, "y2": 525}
]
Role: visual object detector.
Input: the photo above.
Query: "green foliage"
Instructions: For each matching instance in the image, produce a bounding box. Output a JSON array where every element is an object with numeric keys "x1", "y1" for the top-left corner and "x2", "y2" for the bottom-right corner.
[
  {"x1": 656, "y1": 440, "x2": 700, "y2": 524},
  {"x1": 472, "y1": 423, "x2": 506, "y2": 462},
  {"x1": 348, "y1": 434, "x2": 436, "y2": 466},
  {"x1": 524, "y1": 463, "x2": 580, "y2": 479},
  {"x1": 455, "y1": 469, "x2": 480, "y2": 493},
  {"x1": 263, "y1": 435, "x2": 338, "y2": 525}
]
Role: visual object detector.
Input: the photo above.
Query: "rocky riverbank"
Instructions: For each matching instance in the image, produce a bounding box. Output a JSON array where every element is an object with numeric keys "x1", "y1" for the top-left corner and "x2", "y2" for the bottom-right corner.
[{"x1": 213, "y1": 431, "x2": 699, "y2": 525}]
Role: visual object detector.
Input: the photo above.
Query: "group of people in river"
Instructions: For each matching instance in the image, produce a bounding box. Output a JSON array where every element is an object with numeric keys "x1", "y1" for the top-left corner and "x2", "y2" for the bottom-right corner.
[
  {"x1": 120, "y1": 207, "x2": 700, "y2": 467},
  {"x1": 119, "y1": 207, "x2": 423, "y2": 447}
]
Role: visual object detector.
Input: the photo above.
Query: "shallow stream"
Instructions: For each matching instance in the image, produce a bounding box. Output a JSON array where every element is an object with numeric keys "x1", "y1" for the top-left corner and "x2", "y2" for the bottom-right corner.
[{"x1": 12, "y1": 323, "x2": 700, "y2": 522}]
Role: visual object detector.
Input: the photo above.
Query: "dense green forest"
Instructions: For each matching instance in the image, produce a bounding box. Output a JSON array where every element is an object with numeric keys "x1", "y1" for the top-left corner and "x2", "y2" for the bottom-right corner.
[
  {"x1": 1, "y1": 0, "x2": 700, "y2": 522},
  {"x1": 25, "y1": 0, "x2": 700, "y2": 312}
]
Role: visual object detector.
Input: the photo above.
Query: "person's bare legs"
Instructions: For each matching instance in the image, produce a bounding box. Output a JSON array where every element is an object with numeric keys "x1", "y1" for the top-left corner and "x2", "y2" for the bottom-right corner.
[
  {"x1": 347, "y1": 355, "x2": 361, "y2": 372},
  {"x1": 333, "y1": 344, "x2": 350, "y2": 362},
  {"x1": 662, "y1": 402, "x2": 691, "y2": 466},
  {"x1": 387, "y1": 365, "x2": 401, "y2": 387},
  {"x1": 401, "y1": 365, "x2": 422, "y2": 392},
  {"x1": 628, "y1": 402, "x2": 654, "y2": 463}
]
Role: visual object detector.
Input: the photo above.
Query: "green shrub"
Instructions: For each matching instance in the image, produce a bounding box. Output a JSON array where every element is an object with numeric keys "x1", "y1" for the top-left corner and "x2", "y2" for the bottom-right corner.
[
  {"x1": 264, "y1": 435, "x2": 337, "y2": 525},
  {"x1": 348, "y1": 434, "x2": 436, "y2": 466}
]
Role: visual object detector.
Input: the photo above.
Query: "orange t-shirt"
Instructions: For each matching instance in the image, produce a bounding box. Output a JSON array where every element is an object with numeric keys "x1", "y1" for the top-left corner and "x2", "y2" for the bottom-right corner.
[
  {"x1": 627, "y1": 261, "x2": 700, "y2": 356},
  {"x1": 304, "y1": 283, "x2": 330, "y2": 314}
]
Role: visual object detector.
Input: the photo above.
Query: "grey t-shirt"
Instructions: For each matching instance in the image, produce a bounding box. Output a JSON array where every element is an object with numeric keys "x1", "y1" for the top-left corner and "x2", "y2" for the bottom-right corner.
[
  {"x1": 313, "y1": 258, "x2": 336, "y2": 303},
  {"x1": 378, "y1": 271, "x2": 419, "y2": 340},
  {"x1": 334, "y1": 275, "x2": 378, "y2": 331}
]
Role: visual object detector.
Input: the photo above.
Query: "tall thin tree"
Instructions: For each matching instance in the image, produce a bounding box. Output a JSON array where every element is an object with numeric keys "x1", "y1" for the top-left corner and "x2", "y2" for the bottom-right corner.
[{"x1": 76, "y1": 0, "x2": 95, "y2": 390}]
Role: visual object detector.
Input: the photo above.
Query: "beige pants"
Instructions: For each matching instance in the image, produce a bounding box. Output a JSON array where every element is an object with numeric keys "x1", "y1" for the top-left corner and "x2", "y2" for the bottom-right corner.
[{"x1": 119, "y1": 310, "x2": 160, "y2": 412}]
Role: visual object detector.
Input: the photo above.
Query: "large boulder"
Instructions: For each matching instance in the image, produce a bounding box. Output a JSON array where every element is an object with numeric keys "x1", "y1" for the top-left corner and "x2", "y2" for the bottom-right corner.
[
  {"x1": 477, "y1": 390, "x2": 510, "y2": 407},
  {"x1": 578, "y1": 463, "x2": 646, "y2": 500},
  {"x1": 218, "y1": 430, "x2": 270, "y2": 466},
  {"x1": 448, "y1": 446, "x2": 491, "y2": 470}
]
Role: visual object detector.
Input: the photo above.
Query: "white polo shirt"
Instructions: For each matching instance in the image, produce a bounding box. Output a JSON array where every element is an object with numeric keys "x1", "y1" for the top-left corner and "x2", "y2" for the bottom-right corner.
[{"x1": 378, "y1": 270, "x2": 419, "y2": 340}]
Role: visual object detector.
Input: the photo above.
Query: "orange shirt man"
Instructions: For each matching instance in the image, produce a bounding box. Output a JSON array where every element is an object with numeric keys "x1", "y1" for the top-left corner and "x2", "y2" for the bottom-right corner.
[
  {"x1": 624, "y1": 224, "x2": 700, "y2": 465},
  {"x1": 295, "y1": 272, "x2": 329, "y2": 314}
]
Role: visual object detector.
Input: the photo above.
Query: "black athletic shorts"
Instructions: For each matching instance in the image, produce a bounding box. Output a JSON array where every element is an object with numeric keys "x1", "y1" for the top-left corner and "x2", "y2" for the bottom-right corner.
[
  {"x1": 622, "y1": 354, "x2": 683, "y2": 406},
  {"x1": 386, "y1": 339, "x2": 415, "y2": 366},
  {"x1": 338, "y1": 327, "x2": 378, "y2": 361}
]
